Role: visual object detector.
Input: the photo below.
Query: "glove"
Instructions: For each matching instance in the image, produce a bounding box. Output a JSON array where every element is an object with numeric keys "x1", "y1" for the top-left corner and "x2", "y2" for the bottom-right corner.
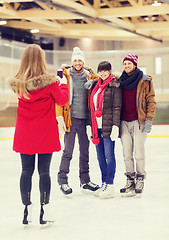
[
  {"x1": 110, "y1": 126, "x2": 119, "y2": 141},
  {"x1": 84, "y1": 80, "x2": 94, "y2": 89},
  {"x1": 143, "y1": 120, "x2": 152, "y2": 133},
  {"x1": 56, "y1": 116, "x2": 66, "y2": 135},
  {"x1": 57, "y1": 75, "x2": 67, "y2": 85},
  {"x1": 86, "y1": 125, "x2": 92, "y2": 140}
]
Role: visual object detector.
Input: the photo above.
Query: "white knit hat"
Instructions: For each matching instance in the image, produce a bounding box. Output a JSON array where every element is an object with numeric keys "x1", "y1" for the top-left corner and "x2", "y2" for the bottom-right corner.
[{"x1": 71, "y1": 47, "x2": 85, "y2": 64}]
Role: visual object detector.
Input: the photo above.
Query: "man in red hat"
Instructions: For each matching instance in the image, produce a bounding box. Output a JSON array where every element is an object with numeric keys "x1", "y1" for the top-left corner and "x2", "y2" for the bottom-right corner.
[{"x1": 119, "y1": 54, "x2": 156, "y2": 196}]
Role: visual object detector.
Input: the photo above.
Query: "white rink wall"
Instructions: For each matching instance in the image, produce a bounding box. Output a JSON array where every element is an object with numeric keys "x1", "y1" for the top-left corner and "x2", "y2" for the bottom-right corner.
[{"x1": 0, "y1": 124, "x2": 169, "y2": 139}]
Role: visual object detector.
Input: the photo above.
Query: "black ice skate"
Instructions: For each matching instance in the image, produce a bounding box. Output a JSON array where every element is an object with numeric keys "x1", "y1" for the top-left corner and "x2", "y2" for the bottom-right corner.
[
  {"x1": 40, "y1": 203, "x2": 55, "y2": 227},
  {"x1": 120, "y1": 175, "x2": 136, "y2": 197},
  {"x1": 60, "y1": 184, "x2": 73, "y2": 195},
  {"x1": 22, "y1": 204, "x2": 33, "y2": 226},
  {"x1": 135, "y1": 174, "x2": 144, "y2": 195},
  {"x1": 81, "y1": 181, "x2": 100, "y2": 192}
]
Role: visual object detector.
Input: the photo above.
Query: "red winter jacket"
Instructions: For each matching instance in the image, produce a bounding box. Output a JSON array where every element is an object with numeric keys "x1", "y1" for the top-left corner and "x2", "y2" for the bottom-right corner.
[{"x1": 8, "y1": 73, "x2": 69, "y2": 154}]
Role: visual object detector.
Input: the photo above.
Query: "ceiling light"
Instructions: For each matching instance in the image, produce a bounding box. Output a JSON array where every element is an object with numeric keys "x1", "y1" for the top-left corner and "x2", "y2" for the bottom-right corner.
[
  {"x1": 0, "y1": 1, "x2": 4, "y2": 3},
  {"x1": 0, "y1": 20, "x2": 7, "y2": 25},
  {"x1": 30, "y1": 29, "x2": 39, "y2": 34},
  {"x1": 152, "y1": 1, "x2": 161, "y2": 6}
]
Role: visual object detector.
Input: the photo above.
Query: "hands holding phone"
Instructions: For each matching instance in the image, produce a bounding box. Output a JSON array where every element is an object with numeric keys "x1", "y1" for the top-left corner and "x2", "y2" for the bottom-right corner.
[{"x1": 57, "y1": 69, "x2": 67, "y2": 85}]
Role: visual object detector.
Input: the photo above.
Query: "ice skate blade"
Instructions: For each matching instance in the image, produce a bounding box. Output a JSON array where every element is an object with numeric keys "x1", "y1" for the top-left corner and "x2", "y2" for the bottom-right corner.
[
  {"x1": 64, "y1": 193, "x2": 73, "y2": 198},
  {"x1": 99, "y1": 195, "x2": 115, "y2": 199},
  {"x1": 95, "y1": 191, "x2": 102, "y2": 197},
  {"x1": 60, "y1": 190, "x2": 73, "y2": 198},
  {"x1": 23, "y1": 224, "x2": 28, "y2": 229},
  {"x1": 40, "y1": 221, "x2": 54, "y2": 229},
  {"x1": 121, "y1": 191, "x2": 136, "y2": 197},
  {"x1": 135, "y1": 193, "x2": 143, "y2": 198},
  {"x1": 60, "y1": 192, "x2": 73, "y2": 198},
  {"x1": 23, "y1": 223, "x2": 31, "y2": 229},
  {"x1": 81, "y1": 188, "x2": 95, "y2": 195}
]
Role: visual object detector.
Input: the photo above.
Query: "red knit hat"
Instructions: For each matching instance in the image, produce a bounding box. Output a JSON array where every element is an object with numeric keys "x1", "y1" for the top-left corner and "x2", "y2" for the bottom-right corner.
[{"x1": 123, "y1": 54, "x2": 138, "y2": 66}]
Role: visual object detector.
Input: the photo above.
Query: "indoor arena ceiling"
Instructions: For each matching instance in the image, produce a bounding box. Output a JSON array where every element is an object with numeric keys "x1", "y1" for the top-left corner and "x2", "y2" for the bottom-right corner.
[{"x1": 0, "y1": 0, "x2": 169, "y2": 43}]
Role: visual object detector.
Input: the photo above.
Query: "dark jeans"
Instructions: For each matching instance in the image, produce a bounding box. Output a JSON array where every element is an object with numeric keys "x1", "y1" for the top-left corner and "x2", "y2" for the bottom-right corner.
[
  {"x1": 20, "y1": 153, "x2": 52, "y2": 205},
  {"x1": 58, "y1": 117, "x2": 90, "y2": 185},
  {"x1": 95, "y1": 129, "x2": 116, "y2": 184}
]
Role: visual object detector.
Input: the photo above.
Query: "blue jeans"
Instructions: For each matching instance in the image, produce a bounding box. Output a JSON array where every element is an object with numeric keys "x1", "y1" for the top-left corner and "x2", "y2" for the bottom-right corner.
[{"x1": 95, "y1": 129, "x2": 116, "y2": 184}]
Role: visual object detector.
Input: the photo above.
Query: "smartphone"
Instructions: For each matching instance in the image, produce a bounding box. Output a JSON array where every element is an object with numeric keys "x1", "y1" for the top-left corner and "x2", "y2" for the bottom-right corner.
[{"x1": 57, "y1": 69, "x2": 63, "y2": 78}]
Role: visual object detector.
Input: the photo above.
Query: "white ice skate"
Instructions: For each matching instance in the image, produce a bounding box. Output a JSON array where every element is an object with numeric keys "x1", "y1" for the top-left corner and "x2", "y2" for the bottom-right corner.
[
  {"x1": 94, "y1": 182, "x2": 106, "y2": 197},
  {"x1": 99, "y1": 184, "x2": 115, "y2": 199}
]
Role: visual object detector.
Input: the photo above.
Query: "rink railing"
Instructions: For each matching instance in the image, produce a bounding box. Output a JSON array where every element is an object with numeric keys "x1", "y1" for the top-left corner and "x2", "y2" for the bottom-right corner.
[{"x1": 1, "y1": 134, "x2": 169, "y2": 141}]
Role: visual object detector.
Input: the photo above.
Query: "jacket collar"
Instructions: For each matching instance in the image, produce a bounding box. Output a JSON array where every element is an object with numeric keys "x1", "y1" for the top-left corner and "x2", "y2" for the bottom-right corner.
[
  {"x1": 142, "y1": 73, "x2": 148, "y2": 81},
  {"x1": 9, "y1": 73, "x2": 57, "y2": 92}
]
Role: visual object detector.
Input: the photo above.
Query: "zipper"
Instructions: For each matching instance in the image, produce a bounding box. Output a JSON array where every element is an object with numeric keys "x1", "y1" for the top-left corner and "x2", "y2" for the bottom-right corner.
[
  {"x1": 137, "y1": 81, "x2": 144, "y2": 126},
  {"x1": 43, "y1": 192, "x2": 46, "y2": 205},
  {"x1": 28, "y1": 192, "x2": 31, "y2": 205}
]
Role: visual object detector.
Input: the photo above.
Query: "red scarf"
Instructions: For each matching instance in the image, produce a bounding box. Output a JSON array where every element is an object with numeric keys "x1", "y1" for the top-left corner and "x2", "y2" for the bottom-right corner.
[{"x1": 90, "y1": 74, "x2": 114, "y2": 145}]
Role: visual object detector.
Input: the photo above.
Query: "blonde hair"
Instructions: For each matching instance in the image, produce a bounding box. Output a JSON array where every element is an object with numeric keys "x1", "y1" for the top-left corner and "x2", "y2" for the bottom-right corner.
[{"x1": 15, "y1": 44, "x2": 47, "y2": 98}]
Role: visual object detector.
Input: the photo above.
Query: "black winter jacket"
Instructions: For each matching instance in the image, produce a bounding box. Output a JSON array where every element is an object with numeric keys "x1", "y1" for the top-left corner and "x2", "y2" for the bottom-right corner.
[{"x1": 88, "y1": 77, "x2": 122, "y2": 138}]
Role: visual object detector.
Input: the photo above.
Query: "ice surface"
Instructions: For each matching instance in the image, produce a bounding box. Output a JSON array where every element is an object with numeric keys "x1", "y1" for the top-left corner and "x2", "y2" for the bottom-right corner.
[{"x1": 0, "y1": 125, "x2": 169, "y2": 240}]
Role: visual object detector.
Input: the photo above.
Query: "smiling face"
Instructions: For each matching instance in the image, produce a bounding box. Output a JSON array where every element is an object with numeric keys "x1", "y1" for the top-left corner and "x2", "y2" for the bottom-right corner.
[
  {"x1": 123, "y1": 60, "x2": 136, "y2": 74},
  {"x1": 72, "y1": 59, "x2": 84, "y2": 72},
  {"x1": 98, "y1": 70, "x2": 112, "y2": 81}
]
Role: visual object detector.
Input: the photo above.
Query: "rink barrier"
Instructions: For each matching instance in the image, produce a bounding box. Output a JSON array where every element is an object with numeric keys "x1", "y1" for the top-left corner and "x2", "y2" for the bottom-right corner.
[
  {"x1": 0, "y1": 135, "x2": 169, "y2": 140},
  {"x1": 148, "y1": 135, "x2": 169, "y2": 138}
]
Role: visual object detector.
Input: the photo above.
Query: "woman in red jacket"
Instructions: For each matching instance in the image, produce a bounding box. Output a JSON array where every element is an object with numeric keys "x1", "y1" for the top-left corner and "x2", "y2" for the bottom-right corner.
[{"x1": 8, "y1": 44, "x2": 68, "y2": 226}]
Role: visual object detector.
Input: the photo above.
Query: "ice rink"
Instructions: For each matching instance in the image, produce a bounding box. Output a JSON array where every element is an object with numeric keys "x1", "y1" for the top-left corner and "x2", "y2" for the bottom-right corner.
[{"x1": 0, "y1": 125, "x2": 169, "y2": 240}]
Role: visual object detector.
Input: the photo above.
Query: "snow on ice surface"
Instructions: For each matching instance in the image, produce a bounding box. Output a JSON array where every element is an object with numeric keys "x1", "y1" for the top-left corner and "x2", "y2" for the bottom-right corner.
[{"x1": 0, "y1": 125, "x2": 169, "y2": 240}]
